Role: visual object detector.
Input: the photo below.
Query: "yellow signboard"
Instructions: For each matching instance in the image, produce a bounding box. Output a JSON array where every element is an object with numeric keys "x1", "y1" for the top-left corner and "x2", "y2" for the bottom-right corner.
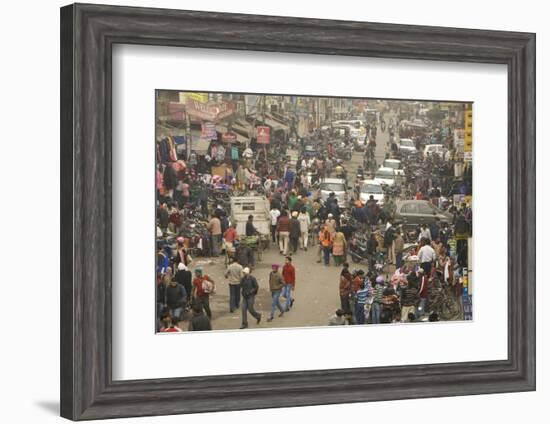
[
  {"x1": 179, "y1": 92, "x2": 208, "y2": 104},
  {"x1": 464, "y1": 104, "x2": 472, "y2": 154}
]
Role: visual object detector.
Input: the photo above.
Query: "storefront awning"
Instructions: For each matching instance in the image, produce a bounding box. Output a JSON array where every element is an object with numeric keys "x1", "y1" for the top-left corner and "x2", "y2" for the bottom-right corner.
[
  {"x1": 215, "y1": 125, "x2": 248, "y2": 144},
  {"x1": 232, "y1": 120, "x2": 254, "y2": 136},
  {"x1": 262, "y1": 116, "x2": 289, "y2": 132}
]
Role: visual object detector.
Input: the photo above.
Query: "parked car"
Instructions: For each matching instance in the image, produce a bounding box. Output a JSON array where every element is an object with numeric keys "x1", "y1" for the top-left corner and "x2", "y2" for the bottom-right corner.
[
  {"x1": 359, "y1": 179, "x2": 384, "y2": 204},
  {"x1": 318, "y1": 178, "x2": 349, "y2": 207},
  {"x1": 399, "y1": 138, "x2": 417, "y2": 155},
  {"x1": 423, "y1": 144, "x2": 445, "y2": 158},
  {"x1": 374, "y1": 167, "x2": 396, "y2": 187},
  {"x1": 394, "y1": 200, "x2": 453, "y2": 230},
  {"x1": 382, "y1": 158, "x2": 405, "y2": 177}
]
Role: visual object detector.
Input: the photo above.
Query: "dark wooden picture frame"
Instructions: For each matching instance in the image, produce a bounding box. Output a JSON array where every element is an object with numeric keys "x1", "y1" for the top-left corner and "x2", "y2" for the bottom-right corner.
[{"x1": 60, "y1": 3, "x2": 536, "y2": 420}]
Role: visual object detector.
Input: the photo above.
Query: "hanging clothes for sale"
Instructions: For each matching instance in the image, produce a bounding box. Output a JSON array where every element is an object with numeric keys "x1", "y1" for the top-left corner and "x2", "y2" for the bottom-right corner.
[
  {"x1": 231, "y1": 146, "x2": 239, "y2": 160},
  {"x1": 215, "y1": 144, "x2": 226, "y2": 162},
  {"x1": 157, "y1": 138, "x2": 169, "y2": 163},
  {"x1": 210, "y1": 144, "x2": 218, "y2": 160},
  {"x1": 163, "y1": 163, "x2": 177, "y2": 191},
  {"x1": 173, "y1": 136, "x2": 186, "y2": 145},
  {"x1": 167, "y1": 136, "x2": 177, "y2": 162}
]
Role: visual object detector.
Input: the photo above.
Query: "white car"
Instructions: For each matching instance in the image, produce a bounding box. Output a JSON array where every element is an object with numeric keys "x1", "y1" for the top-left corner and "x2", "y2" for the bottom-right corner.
[
  {"x1": 359, "y1": 179, "x2": 385, "y2": 204},
  {"x1": 423, "y1": 144, "x2": 445, "y2": 158},
  {"x1": 374, "y1": 167, "x2": 396, "y2": 187},
  {"x1": 319, "y1": 178, "x2": 349, "y2": 207},
  {"x1": 382, "y1": 158, "x2": 405, "y2": 177},
  {"x1": 399, "y1": 138, "x2": 417, "y2": 155}
]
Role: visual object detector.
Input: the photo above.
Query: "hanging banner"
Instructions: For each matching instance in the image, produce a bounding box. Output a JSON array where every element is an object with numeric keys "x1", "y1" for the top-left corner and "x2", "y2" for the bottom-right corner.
[
  {"x1": 201, "y1": 122, "x2": 217, "y2": 139},
  {"x1": 256, "y1": 126, "x2": 270, "y2": 144}
]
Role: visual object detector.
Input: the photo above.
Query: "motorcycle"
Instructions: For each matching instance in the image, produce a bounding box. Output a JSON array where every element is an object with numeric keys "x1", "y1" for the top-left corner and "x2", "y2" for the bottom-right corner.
[
  {"x1": 348, "y1": 235, "x2": 371, "y2": 263},
  {"x1": 336, "y1": 143, "x2": 353, "y2": 161}
]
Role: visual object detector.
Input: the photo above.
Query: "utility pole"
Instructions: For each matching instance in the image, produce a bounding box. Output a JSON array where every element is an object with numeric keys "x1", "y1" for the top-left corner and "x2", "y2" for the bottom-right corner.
[{"x1": 184, "y1": 94, "x2": 191, "y2": 160}]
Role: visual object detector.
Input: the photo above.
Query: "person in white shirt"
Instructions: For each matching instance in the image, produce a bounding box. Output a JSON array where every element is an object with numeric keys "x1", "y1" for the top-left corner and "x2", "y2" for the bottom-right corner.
[
  {"x1": 417, "y1": 238, "x2": 437, "y2": 275},
  {"x1": 269, "y1": 207, "x2": 281, "y2": 244},
  {"x1": 418, "y1": 223, "x2": 431, "y2": 242},
  {"x1": 297, "y1": 209, "x2": 311, "y2": 250},
  {"x1": 264, "y1": 177, "x2": 273, "y2": 193}
]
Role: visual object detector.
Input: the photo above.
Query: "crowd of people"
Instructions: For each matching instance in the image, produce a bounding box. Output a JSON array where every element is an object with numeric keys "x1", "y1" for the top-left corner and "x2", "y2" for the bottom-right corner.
[{"x1": 156, "y1": 101, "x2": 472, "y2": 331}]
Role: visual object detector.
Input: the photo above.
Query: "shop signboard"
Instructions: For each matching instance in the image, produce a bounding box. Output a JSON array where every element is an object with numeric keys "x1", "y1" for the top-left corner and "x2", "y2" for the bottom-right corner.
[
  {"x1": 201, "y1": 122, "x2": 217, "y2": 139},
  {"x1": 256, "y1": 126, "x2": 270, "y2": 144}
]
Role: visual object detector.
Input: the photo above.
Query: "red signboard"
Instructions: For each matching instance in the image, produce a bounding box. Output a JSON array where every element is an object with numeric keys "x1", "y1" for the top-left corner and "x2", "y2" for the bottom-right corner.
[
  {"x1": 222, "y1": 131, "x2": 237, "y2": 143},
  {"x1": 256, "y1": 126, "x2": 270, "y2": 144}
]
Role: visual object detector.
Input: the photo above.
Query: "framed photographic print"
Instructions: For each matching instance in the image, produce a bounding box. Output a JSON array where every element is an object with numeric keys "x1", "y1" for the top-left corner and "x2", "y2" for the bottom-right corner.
[{"x1": 60, "y1": 3, "x2": 536, "y2": 421}]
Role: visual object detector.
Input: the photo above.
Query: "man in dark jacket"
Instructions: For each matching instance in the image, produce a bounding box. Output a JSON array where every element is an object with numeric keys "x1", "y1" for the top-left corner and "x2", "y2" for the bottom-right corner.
[
  {"x1": 245, "y1": 215, "x2": 259, "y2": 236},
  {"x1": 157, "y1": 203, "x2": 169, "y2": 233},
  {"x1": 188, "y1": 304, "x2": 212, "y2": 331},
  {"x1": 289, "y1": 211, "x2": 301, "y2": 254},
  {"x1": 165, "y1": 278, "x2": 187, "y2": 322},
  {"x1": 175, "y1": 263, "x2": 192, "y2": 308},
  {"x1": 240, "y1": 267, "x2": 261, "y2": 329}
]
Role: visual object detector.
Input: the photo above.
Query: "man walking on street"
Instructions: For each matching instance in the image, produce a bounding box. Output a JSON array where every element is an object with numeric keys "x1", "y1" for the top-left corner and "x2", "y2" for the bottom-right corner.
[
  {"x1": 277, "y1": 210, "x2": 291, "y2": 255},
  {"x1": 225, "y1": 258, "x2": 243, "y2": 313},
  {"x1": 298, "y1": 208, "x2": 311, "y2": 250},
  {"x1": 269, "y1": 206, "x2": 281, "y2": 244},
  {"x1": 319, "y1": 224, "x2": 333, "y2": 266},
  {"x1": 339, "y1": 265, "x2": 353, "y2": 315},
  {"x1": 393, "y1": 230, "x2": 405, "y2": 269},
  {"x1": 268, "y1": 264, "x2": 285, "y2": 322},
  {"x1": 208, "y1": 214, "x2": 222, "y2": 257},
  {"x1": 282, "y1": 256, "x2": 296, "y2": 312},
  {"x1": 289, "y1": 211, "x2": 301, "y2": 254},
  {"x1": 418, "y1": 237, "x2": 437, "y2": 275},
  {"x1": 191, "y1": 268, "x2": 215, "y2": 319},
  {"x1": 240, "y1": 267, "x2": 261, "y2": 329}
]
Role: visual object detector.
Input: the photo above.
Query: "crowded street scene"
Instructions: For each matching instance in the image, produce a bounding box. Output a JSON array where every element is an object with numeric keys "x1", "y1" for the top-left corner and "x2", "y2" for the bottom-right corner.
[{"x1": 155, "y1": 91, "x2": 473, "y2": 332}]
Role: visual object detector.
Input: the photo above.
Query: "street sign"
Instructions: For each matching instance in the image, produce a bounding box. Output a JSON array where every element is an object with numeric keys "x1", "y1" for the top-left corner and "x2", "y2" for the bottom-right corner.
[
  {"x1": 201, "y1": 122, "x2": 217, "y2": 139},
  {"x1": 256, "y1": 126, "x2": 270, "y2": 144}
]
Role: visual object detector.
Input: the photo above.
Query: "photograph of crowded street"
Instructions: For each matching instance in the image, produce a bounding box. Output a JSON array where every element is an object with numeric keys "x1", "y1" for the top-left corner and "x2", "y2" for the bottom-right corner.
[{"x1": 155, "y1": 91, "x2": 473, "y2": 332}]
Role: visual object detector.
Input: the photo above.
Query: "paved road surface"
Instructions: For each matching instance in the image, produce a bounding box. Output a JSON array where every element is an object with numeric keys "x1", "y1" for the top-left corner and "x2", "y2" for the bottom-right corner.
[{"x1": 185, "y1": 246, "x2": 343, "y2": 331}]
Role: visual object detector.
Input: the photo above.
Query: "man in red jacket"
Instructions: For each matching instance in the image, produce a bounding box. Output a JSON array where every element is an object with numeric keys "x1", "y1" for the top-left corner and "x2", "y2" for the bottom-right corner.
[{"x1": 281, "y1": 256, "x2": 296, "y2": 311}]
